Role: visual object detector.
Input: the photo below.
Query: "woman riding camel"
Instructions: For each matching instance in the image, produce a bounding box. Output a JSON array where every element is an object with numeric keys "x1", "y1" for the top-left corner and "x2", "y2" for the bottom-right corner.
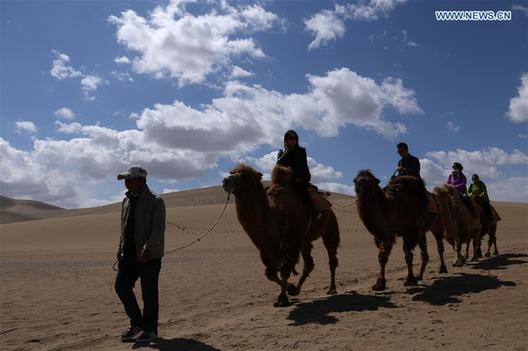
[
  {"x1": 445, "y1": 162, "x2": 476, "y2": 214},
  {"x1": 276, "y1": 130, "x2": 320, "y2": 219},
  {"x1": 468, "y1": 174, "x2": 492, "y2": 218}
]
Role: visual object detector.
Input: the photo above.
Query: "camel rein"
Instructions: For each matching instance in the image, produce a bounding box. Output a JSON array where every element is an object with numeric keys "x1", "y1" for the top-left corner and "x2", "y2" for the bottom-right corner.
[
  {"x1": 323, "y1": 192, "x2": 358, "y2": 209},
  {"x1": 112, "y1": 193, "x2": 231, "y2": 271}
]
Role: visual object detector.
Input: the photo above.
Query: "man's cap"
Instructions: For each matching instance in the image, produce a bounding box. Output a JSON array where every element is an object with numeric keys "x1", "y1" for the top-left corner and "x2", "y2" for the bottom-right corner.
[{"x1": 117, "y1": 166, "x2": 148, "y2": 180}]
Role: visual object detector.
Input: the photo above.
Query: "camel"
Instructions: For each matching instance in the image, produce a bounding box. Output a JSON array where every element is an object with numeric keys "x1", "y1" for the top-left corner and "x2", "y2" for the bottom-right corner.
[
  {"x1": 353, "y1": 170, "x2": 430, "y2": 291},
  {"x1": 432, "y1": 185, "x2": 482, "y2": 265},
  {"x1": 469, "y1": 196, "x2": 501, "y2": 258},
  {"x1": 222, "y1": 164, "x2": 340, "y2": 307}
]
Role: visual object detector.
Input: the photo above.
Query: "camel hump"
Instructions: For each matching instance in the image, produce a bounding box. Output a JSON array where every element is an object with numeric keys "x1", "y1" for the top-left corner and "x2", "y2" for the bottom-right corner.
[{"x1": 308, "y1": 186, "x2": 332, "y2": 212}]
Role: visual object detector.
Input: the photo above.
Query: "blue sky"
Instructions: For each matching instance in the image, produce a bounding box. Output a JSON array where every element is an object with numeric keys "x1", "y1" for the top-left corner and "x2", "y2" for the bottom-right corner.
[{"x1": 1, "y1": 0, "x2": 527, "y2": 208}]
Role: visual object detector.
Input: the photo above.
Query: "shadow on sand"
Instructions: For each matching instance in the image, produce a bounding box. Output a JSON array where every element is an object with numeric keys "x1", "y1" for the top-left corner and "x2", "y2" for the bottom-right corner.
[
  {"x1": 410, "y1": 272, "x2": 516, "y2": 305},
  {"x1": 471, "y1": 253, "x2": 528, "y2": 271},
  {"x1": 132, "y1": 338, "x2": 221, "y2": 351},
  {"x1": 287, "y1": 291, "x2": 396, "y2": 326}
]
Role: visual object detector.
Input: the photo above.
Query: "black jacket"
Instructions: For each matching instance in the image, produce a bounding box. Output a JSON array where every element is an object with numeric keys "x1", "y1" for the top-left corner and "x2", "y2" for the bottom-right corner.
[
  {"x1": 397, "y1": 154, "x2": 421, "y2": 178},
  {"x1": 276, "y1": 146, "x2": 311, "y2": 183}
]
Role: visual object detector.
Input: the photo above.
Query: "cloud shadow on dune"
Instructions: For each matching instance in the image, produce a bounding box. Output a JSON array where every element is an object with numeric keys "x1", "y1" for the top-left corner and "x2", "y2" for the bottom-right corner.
[
  {"x1": 287, "y1": 291, "x2": 397, "y2": 326},
  {"x1": 471, "y1": 253, "x2": 528, "y2": 271},
  {"x1": 132, "y1": 338, "x2": 222, "y2": 351},
  {"x1": 410, "y1": 272, "x2": 516, "y2": 305}
]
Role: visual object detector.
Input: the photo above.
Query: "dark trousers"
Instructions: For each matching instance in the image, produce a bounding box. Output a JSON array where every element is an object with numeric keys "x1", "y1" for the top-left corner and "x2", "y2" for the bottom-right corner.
[
  {"x1": 115, "y1": 258, "x2": 161, "y2": 333},
  {"x1": 294, "y1": 180, "x2": 316, "y2": 214}
]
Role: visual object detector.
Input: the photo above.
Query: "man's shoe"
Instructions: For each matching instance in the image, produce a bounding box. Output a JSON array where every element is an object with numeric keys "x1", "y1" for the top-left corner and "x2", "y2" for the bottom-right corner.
[
  {"x1": 136, "y1": 331, "x2": 158, "y2": 343},
  {"x1": 120, "y1": 325, "x2": 142, "y2": 342}
]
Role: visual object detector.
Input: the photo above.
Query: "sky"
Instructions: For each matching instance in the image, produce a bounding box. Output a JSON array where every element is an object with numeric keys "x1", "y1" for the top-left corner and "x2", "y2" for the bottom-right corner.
[{"x1": 1, "y1": 0, "x2": 527, "y2": 208}]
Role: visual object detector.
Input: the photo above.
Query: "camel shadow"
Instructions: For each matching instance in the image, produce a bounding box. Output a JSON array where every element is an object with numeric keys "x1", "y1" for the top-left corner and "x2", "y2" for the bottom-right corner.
[
  {"x1": 132, "y1": 338, "x2": 221, "y2": 351},
  {"x1": 410, "y1": 273, "x2": 516, "y2": 305},
  {"x1": 471, "y1": 253, "x2": 528, "y2": 270},
  {"x1": 287, "y1": 291, "x2": 397, "y2": 326}
]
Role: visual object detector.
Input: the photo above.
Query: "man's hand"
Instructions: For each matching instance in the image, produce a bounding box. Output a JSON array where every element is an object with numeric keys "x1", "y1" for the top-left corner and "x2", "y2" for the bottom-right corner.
[{"x1": 140, "y1": 248, "x2": 152, "y2": 263}]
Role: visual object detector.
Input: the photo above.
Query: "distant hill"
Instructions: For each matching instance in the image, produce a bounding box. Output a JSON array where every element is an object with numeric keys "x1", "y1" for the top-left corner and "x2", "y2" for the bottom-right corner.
[
  {"x1": 0, "y1": 195, "x2": 66, "y2": 224},
  {"x1": 0, "y1": 185, "x2": 354, "y2": 224}
]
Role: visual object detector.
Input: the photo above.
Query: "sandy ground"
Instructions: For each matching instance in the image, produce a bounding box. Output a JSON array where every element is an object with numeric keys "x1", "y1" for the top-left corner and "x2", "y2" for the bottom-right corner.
[{"x1": 0, "y1": 197, "x2": 527, "y2": 351}]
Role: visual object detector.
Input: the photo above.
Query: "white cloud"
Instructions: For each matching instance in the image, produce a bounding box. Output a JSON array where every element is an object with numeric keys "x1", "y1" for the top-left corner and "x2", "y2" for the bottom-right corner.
[
  {"x1": 108, "y1": 1, "x2": 279, "y2": 85},
  {"x1": 162, "y1": 188, "x2": 180, "y2": 194},
  {"x1": 447, "y1": 121, "x2": 461, "y2": 133},
  {"x1": 50, "y1": 50, "x2": 105, "y2": 100},
  {"x1": 15, "y1": 121, "x2": 37, "y2": 134},
  {"x1": 135, "y1": 68, "x2": 420, "y2": 153},
  {"x1": 512, "y1": 5, "x2": 528, "y2": 17},
  {"x1": 343, "y1": 0, "x2": 408, "y2": 21},
  {"x1": 114, "y1": 56, "x2": 130, "y2": 64},
  {"x1": 54, "y1": 107, "x2": 75, "y2": 120},
  {"x1": 305, "y1": 1, "x2": 408, "y2": 49},
  {"x1": 305, "y1": 10, "x2": 345, "y2": 50},
  {"x1": 401, "y1": 29, "x2": 418, "y2": 47},
  {"x1": 111, "y1": 71, "x2": 134, "y2": 82},
  {"x1": 507, "y1": 72, "x2": 528, "y2": 123},
  {"x1": 50, "y1": 50, "x2": 82, "y2": 79},
  {"x1": 487, "y1": 177, "x2": 528, "y2": 202},
  {"x1": 230, "y1": 66, "x2": 253, "y2": 79}
]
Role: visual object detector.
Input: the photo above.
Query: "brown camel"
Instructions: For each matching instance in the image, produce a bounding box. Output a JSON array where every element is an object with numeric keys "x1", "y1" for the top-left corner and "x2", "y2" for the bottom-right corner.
[
  {"x1": 469, "y1": 196, "x2": 501, "y2": 258},
  {"x1": 222, "y1": 164, "x2": 340, "y2": 307},
  {"x1": 353, "y1": 170, "x2": 429, "y2": 291},
  {"x1": 432, "y1": 185, "x2": 482, "y2": 265}
]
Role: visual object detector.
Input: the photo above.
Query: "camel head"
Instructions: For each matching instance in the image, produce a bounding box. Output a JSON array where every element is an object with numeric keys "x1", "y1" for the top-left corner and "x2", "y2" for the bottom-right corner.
[
  {"x1": 222, "y1": 164, "x2": 263, "y2": 197},
  {"x1": 353, "y1": 170, "x2": 381, "y2": 198}
]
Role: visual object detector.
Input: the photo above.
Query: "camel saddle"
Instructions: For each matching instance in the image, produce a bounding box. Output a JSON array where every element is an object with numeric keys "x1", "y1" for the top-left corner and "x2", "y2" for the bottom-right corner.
[{"x1": 308, "y1": 184, "x2": 332, "y2": 212}]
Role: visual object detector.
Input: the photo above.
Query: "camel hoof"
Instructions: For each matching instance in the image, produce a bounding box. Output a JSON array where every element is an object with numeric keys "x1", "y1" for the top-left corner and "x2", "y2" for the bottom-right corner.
[
  {"x1": 327, "y1": 287, "x2": 337, "y2": 295},
  {"x1": 439, "y1": 265, "x2": 448, "y2": 274},
  {"x1": 372, "y1": 279, "x2": 386, "y2": 291},
  {"x1": 453, "y1": 258, "x2": 465, "y2": 267},
  {"x1": 273, "y1": 295, "x2": 290, "y2": 308},
  {"x1": 493, "y1": 251, "x2": 499, "y2": 256},
  {"x1": 404, "y1": 277, "x2": 418, "y2": 286},
  {"x1": 470, "y1": 256, "x2": 479, "y2": 262},
  {"x1": 415, "y1": 275, "x2": 423, "y2": 282},
  {"x1": 485, "y1": 252, "x2": 491, "y2": 258},
  {"x1": 287, "y1": 283, "x2": 300, "y2": 296}
]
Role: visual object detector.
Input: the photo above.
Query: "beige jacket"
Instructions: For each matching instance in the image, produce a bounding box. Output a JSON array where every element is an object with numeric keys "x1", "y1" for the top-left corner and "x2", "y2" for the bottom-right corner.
[{"x1": 118, "y1": 186, "x2": 165, "y2": 261}]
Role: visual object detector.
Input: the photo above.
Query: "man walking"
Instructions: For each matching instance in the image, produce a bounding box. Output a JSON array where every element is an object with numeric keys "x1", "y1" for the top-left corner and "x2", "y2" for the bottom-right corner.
[{"x1": 114, "y1": 166, "x2": 165, "y2": 343}]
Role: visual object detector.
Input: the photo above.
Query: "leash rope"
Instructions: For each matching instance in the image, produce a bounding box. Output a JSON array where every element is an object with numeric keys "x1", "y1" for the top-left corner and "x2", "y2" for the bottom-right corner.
[{"x1": 112, "y1": 193, "x2": 231, "y2": 271}]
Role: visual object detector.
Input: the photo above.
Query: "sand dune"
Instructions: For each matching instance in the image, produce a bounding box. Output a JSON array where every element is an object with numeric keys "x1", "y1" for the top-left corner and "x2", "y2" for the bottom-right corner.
[
  {"x1": 0, "y1": 192, "x2": 526, "y2": 350},
  {"x1": 0, "y1": 196, "x2": 65, "y2": 224}
]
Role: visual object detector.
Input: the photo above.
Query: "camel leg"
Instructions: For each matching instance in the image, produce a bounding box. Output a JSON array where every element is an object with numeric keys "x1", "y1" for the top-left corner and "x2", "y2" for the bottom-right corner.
[
  {"x1": 453, "y1": 240, "x2": 466, "y2": 267},
  {"x1": 288, "y1": 243, "x2": 314, "y2": 296},
  {"x1": 490, "y1": 223, "x2": 499, "y2": 256},
  {"x1": 434, "y1": 230, "x2": 448, "y2": 273},
  {"x1": 322, "y1": 220, "x2": 339, "y2": 295},
  {"x1": 261, "y1": 253, "x2": 282, "y2": 287},
  {"x1": 275, "y1": 261, "x2": 292, "y2": 307},
  {"x1": 416, "y1": 234, "x2": 429, "y2": 281},
  {"x1": 403, "y1": 236, "x2": 418, "y2": 287},
  {"x1": 372, "y1": 238, "x2": 393, "y2": 291},
  {"x1": 471, "y1": 231, "x2": 482, "y2": 261}
]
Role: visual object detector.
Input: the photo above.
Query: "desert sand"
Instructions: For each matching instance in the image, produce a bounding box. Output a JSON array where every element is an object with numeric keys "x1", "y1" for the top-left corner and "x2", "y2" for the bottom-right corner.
[{"x1": 0, "y1": 188, "x2": 527, "y2": 351}]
